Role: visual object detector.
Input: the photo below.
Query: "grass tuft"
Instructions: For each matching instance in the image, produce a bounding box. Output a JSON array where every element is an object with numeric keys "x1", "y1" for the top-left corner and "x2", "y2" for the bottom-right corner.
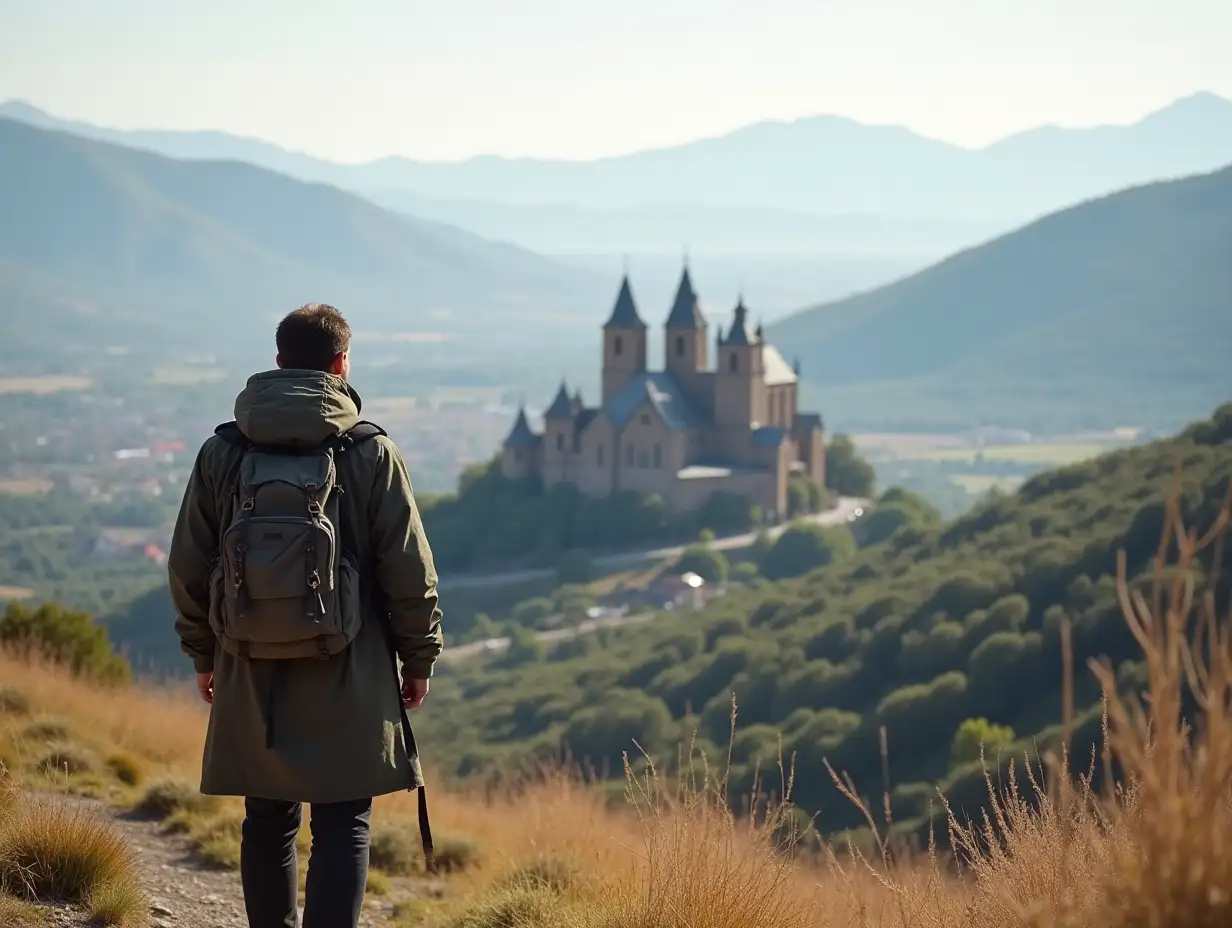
[
  {"x1": 21, "y1": 717, "x2": 70, "y2": 744},
  {"x1": 37, "y1": 743, "x2": 96, "y2": 777},
  {"x1": 0, "y1": 687, "x2": 31, "y2": 716},
  {"x1": 369, "y1": 821, "x2": 420, "y2": 876},
  {"x1": 434, "y1": 834, "x2": 482, "y2": 874},
  {"x1": 365, "y1": 868, "x2": 390, "y2": 896},
  {"x1": 446, "y1": 884, "x2": 570, "y2": 928},
  {"x1": 0, "y1": 793, "x2": 145, "y2": 926},
  {"x1": 503, "y1": 853, "x2": 581, "y2": 893},
  {"x1": 104, "y1": 753, "x2": 145, "y2": 787},
  {"x1": 0, "y1": 890, "x2": 47, "y2": 926},
  {"x1": 134, "y1": 776, "x2": 217, "y2": 820}
]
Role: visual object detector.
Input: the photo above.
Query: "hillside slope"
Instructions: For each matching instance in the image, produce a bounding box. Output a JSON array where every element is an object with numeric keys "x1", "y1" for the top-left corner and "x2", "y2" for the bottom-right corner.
[
  {"x1": 0, "y1": 118, "x2": 605, "y2": 361},
  {"x1": 773, "y1": 165, "x2": 1232, "y2": 432},
  {"x1": 411, "y1": 403, "x2": 1232, "y2": 836},
  {"x1": 4, "y1": 95, "x2": 1231, "y2": 221}
]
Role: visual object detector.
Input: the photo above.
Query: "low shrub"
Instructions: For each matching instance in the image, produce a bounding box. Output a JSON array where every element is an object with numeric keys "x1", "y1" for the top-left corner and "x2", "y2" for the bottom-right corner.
[
  {"x1": 37, "y1": 744, "x2": 96, "y2": 777},
  {"x1": 134, "y1": 776, "x2": 216, "y2": 820},
  {"x1": 104, "y1": 753, "x2": 145, "y2": 787}
]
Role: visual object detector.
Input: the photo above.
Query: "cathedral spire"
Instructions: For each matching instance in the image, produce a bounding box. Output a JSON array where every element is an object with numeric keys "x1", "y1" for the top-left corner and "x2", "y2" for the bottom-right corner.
[
  {"x1": 665, "y1": 264, "x2": 705, "y2": 329},
  {"x1": 603, "y1": 275, "x2": 647, "y2": 330}
]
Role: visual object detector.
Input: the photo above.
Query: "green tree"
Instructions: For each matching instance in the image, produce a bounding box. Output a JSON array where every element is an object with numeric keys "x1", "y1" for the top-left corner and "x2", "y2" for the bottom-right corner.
[
  {"x1": 859, "y1": 487, "x2": 941, "y2": 547},
  {"x1": 673, "y1": 544, "x2": 729, "y2": 584},
  {"x1": 788, "y1": 473, "x2": 827, "y2": 517},
  {"x1": 501, "y1": 626, "x2": 545, "y2": 667},
  {"x1": 760, "y1": 522, "x2": 857, "y2": 581},
  {"x1": 731, "y1": 561, "x2": 760, "y2": 585},
  {"x1": 825, "y1": 434, "x2": 876, "y2": 497},
  {"x1": 950, "y1": 717, "x2": 1016, "y2": 769}
]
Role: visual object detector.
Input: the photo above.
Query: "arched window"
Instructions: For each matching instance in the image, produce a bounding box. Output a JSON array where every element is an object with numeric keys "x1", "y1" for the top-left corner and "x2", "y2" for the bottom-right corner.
[
  {"x1": 729, "y1": 352, "x2": 738, "y2": 373},
  {"x1": 555, "y1": 432, "x2": 564, "y2": 452},
  {"x1": 614, "y1": 335, "x2": 624, "y2": 356},
  {"x1": 675, "y1": 335, "x2": 685, "y2": 357}
]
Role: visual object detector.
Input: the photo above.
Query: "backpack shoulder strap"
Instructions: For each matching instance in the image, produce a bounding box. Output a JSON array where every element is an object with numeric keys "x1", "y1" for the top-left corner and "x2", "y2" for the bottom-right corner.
[
  {"x1": 334, "y1": 420, "x2": 387, "y2": 452},
  {"x1": 214, "y1": 420, "x2": 386, "y2": 454},
  {"x1": 214, "y1": 420, "x2": 252, "y2": 450}
]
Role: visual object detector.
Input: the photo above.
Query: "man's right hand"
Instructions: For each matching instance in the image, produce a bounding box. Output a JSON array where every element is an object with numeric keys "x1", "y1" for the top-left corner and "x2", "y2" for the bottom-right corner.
[{"x1": 401, "y1": 678, "x2": 429, "y2": 710}]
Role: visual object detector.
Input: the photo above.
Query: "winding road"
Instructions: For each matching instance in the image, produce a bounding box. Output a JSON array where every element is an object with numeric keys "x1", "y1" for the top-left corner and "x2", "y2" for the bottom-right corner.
[{"x1": 438, "y1": 496, "x2": 868, "y2": 664}]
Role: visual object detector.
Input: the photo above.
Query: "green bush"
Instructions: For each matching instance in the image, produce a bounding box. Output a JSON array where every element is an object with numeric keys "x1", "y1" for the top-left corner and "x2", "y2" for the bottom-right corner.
[
  {"x1": 760, "y1": 522, "x2": 856, "y2": 580},
  {"x1": 0, "y1": 603, "x2": 130, "y2": 684},
  {"x1": 950, "y1": 717, "x2": 1016, "y2": 769},
  {"x1": 673, "y1": 543, "x2": 729, "y2": 584}
]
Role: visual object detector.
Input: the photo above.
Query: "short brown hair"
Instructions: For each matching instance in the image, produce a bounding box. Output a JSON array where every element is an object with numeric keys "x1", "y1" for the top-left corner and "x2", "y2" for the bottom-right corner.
[{"x1": 276, "y1": 304, "x2": 352, "y2": 371}]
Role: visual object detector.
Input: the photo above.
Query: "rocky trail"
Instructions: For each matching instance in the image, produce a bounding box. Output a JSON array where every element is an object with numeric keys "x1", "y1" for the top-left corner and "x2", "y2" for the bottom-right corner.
[{"x1": 31, "y1": 795, "x2": 413, "y2": 928}]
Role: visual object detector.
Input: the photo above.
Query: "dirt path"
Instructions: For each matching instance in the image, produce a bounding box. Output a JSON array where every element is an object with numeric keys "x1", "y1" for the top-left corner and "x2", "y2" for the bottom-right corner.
[{"x1": 37, "y1": 796, "x2": 400, "y2": 927}]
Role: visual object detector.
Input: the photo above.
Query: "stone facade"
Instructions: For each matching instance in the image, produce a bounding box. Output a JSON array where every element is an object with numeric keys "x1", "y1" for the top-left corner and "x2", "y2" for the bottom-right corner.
[{"x1": 501, "y1": 266, "x2": 825, "y2": 520}]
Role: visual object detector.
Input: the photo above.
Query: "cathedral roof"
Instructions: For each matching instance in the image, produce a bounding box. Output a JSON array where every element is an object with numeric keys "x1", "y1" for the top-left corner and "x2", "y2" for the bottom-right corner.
[
  {"x1": 503, "y1": 406, "x2": 539, "y2": 447},
  {"x1": 753, "y1": 426, "x2": 789, "y2": 447},
  {"x1": 603, "y1": 275, "x2": 647, "y2": 330},
  {"x1": 664, "y1": 266, "x2": 706, "y2": 329},
  {"x1": 603, "y1": 372, "x2": 703, "y2": 432},
  {"x1": 543, "y1": 380, "x2": 573, "y2": 419},
  {"x1": 721, "y1": 297, "x2": 757, "y2": 346},
  {"x1": 763, "y1": 344, "x2": 798, "y2": 385}
]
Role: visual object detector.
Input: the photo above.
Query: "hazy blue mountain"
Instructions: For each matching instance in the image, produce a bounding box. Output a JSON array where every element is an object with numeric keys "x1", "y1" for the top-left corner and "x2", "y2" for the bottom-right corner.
[
  {"x1": 772, "y1": 165, "x2": 1232, "y2": 433},
  {"x1": 0, "y1": 118, "x2": 607, "y2": 363},
  {"x1": 370, "y1": 189, "x2": 1005, "y2": 257},
  {"x1": 4, "y1": 95, "x2": 1231, "y2": 227}
]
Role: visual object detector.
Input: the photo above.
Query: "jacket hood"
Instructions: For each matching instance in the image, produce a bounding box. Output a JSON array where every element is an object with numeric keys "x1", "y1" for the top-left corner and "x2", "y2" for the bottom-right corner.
[{"x1": 234, "y1": 369, "x2": 362, "y2": 447}]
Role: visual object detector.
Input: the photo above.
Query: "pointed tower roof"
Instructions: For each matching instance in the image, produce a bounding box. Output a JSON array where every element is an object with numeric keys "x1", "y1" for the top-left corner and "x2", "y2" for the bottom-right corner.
[
  {"x1": 544, "y1": 380, "x2": 573, "y2": 419},
  {"x1": 721, "y1": 297, "x2": 757, "y2": 346},
  {"x1": 664, "y1": 266, "x2": 706, "y2": 329},
  {"x1": 503, "y1": 406, "x2": 538, "y2": 447},
  {"x1": 603, "y1": 275, "x2": 647, "y2": 330}
]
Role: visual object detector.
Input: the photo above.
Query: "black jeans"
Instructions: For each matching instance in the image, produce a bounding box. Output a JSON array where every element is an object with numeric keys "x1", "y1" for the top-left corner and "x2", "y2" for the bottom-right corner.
[{"x1": 240, "y1": 796, "x2": 373, "y2": 928}]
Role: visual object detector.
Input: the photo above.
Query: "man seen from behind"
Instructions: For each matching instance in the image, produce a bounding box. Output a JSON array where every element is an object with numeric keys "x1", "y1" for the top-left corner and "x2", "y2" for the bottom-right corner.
[{"x1": 168, "y1": 304, "x2": 442, "y2": 928}]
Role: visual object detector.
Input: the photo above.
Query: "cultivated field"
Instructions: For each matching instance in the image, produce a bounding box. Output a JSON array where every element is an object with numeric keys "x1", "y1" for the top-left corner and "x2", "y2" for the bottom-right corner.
[
  {"x1": 907, "y1": 442, "x2": 1119, "y2": 464},
  {"x1": 0, "y1": 375, "x2": 93, "y2": 395},
  {"x1": 0, "y1": 477, "x2": 54, "y2": 495}
]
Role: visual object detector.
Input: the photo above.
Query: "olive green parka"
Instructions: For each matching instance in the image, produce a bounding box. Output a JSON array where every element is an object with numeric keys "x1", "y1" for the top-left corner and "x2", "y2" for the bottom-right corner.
[{"x1": 168, "y1": 369, "x2": 443, "y2": 802}]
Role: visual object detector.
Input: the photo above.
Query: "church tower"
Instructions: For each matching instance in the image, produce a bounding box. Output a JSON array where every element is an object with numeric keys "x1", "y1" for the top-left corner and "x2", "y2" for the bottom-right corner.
[
  {"x1": 602, "y1": 275, "x2": 648, "y2": 402},
  {"x1": 714, "y1": 297, "x2": 765, "y2": 429},
  {"x1": 663, "y1": 264, "x2": 708, "y2": 379}
]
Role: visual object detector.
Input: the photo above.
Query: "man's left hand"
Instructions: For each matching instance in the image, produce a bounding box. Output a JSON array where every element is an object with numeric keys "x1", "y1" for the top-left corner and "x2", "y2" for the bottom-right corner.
[{"x1": 196, "y1": 672, "x2": 214, "y2": 705}]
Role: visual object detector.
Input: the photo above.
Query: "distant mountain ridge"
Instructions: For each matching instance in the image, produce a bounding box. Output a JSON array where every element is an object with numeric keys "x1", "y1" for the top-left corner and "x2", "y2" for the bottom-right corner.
[
  {"x1": 3, "y1": 94, "x2": 1231, "y2": 226},
  {"x1": 0, "y1": 118, "x2": 607, "y2": 364},
  {"x1": 773, "y1": 163, "x2": 1232, "y2": 433}
]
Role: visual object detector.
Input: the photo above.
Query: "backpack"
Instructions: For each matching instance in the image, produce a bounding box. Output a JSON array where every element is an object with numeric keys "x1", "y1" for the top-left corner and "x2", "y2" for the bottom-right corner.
[{"x1": 209, "y1": 420, "x2": 386, "y2": 661}]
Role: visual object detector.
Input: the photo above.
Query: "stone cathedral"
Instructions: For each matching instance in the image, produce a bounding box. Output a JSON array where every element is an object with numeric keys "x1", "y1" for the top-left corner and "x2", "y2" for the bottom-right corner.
[{"x1": 501, "y1": 266, "x2": 825, "y2": 519}]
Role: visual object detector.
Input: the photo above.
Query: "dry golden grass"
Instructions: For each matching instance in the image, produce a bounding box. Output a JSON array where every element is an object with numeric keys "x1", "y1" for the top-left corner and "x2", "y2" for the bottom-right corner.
[
  {"x1": 0, "y1": 785, "x2": 146, "y2": 926},
  {"x1": 3, "y1": 477, "x2": 1230, "y2": 928}
]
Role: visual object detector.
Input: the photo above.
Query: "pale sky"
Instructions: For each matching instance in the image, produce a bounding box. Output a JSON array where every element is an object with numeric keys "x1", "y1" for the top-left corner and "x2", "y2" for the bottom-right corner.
[{"x1": 1, "y1": 0, "x2": 1229, "y2": 163}]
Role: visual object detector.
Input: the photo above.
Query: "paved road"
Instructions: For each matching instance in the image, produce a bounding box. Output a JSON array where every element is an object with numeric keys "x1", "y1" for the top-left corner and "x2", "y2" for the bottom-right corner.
[
  {"x1": 438, "y1": 495, "x2": 870, "y2": 665},
  {"x1": 436, "y1": 495, "x2": 869, "y2": 592}
]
